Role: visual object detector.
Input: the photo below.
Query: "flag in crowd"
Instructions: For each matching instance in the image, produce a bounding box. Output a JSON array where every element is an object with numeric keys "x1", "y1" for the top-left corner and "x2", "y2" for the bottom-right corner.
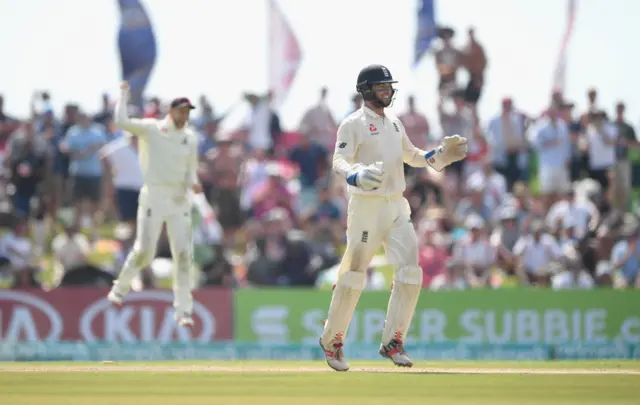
[
  {"x1": 552, "y1": 0, "x2": 577, "y2": 94},
  {"x1": 117, "y1": 0, "x2": 157, "y2": 109},
  {"x1": 413, "y1": 0, "x2": 437, "y2": 67},
  {"x1": 268, "y1": 0, "x2": 303, "y2": 108}
]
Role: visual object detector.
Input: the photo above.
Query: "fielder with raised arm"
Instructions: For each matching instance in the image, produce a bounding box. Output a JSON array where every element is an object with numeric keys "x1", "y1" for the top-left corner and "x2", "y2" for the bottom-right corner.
[
  {"x1": 320, "y1": 65, "x2": 468, "y2": 371},
  {"x1": 107, "y1": 81, "x2": 202, "y2": 327}
]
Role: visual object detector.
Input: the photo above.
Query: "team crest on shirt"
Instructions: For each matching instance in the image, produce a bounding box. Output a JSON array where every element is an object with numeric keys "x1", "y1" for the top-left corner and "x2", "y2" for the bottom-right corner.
[{"x1": 369, "y1": 124, "x2": 379, "y2": 135}]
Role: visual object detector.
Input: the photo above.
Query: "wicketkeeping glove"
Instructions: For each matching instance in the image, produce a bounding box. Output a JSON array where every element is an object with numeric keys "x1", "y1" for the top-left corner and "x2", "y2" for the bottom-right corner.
[
  {"x1": 426, "y1": 135, "x2": 469, "y2": 171},
  {"x1": 346, "y1": 162, "x2": 385, "y2": 191}
]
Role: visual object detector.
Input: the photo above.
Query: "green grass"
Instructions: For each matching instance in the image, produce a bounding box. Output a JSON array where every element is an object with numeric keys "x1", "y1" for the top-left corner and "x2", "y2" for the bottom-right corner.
[{"x1": 0, "y1": 361, "x2": 637, "y2": 405}]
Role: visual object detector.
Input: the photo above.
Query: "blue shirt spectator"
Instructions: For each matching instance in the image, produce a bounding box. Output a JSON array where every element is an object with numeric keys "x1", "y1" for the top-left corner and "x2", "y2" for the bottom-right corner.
[
  {"x1": 62, "y1": 116, "x2": 107, "y2": 178},
  {"x1": 531, "y1": 118, "x2": 571, "y2": 168},
  {"x1": 288, "y1": 138, "x2": 327, "y2": 189}
]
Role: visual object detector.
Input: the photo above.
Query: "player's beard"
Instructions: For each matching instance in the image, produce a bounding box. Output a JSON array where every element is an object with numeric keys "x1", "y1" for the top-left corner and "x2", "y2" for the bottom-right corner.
[{"x1": 373, "y1": 91, "x2": 395, "y2": 108}]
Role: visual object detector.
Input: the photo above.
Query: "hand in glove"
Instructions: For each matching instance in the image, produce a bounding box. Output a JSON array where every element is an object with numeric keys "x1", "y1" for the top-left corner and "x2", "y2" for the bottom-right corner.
[
  {"x1": 346, "y1": 162, "x2": 384, "y2": 191},
  {"x1": 441, "y1": 135, "x2": 468, "y2": 163},
  {"x1": 426, "y1": 135, "x2": 468, "y2": 171}
]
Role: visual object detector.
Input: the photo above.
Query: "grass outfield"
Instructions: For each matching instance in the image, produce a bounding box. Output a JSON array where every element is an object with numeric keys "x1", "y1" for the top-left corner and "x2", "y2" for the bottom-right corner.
[{"x1": 0, "y1": 361, "x2": 638, "y2": 405}]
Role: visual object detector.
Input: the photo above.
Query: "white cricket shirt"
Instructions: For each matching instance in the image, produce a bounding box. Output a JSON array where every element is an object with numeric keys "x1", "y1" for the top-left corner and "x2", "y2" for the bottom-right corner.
[
  {"x1": 114, "y1": 90, "x2": 199, "y2": 190},
  {"x1": 333, "y1": 106, "x2": 434, "y2": 196}
]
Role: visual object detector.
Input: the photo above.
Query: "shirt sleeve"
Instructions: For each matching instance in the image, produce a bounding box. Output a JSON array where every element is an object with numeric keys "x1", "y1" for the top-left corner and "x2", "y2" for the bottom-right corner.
[
  {"x1": 114, "y1": 90, "x2": 157, "y2": 137},
  {"x1": 332, "y1": 119, "x2": 360, "y2": 178}
]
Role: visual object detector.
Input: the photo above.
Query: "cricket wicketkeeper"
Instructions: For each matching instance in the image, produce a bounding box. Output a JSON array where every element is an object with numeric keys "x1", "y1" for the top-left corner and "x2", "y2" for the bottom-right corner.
[{"x1": 319, "y1": 64, "x2": 468, "y2": 371}]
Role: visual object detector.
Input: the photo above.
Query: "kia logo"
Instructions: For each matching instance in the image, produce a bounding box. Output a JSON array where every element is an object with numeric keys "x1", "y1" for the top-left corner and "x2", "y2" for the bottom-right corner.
[
  {"x1": 79, "y1": 291, "x2": 215, "y2": 343},
  {"x1": 0, "y1": 291, "x2": 63, "y2": 342}
]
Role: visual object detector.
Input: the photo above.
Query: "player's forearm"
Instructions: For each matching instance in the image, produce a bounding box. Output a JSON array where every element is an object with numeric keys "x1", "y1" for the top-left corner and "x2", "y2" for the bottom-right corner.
[
  {"x1": 332, "y1": 153, "x2": 356, "y2": 179},
  {"x1": 403, "y1": 146, "x2": 432, "y2": 168},
  {"x1": 404, "y1": 145, "x2": 448, "y2": 171}
]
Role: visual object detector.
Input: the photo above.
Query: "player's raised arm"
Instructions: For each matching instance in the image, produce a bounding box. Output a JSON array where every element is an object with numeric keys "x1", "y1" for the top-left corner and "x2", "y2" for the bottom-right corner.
[{"x1": 114, "y1": 81, "x2": 156, "y2": 137}]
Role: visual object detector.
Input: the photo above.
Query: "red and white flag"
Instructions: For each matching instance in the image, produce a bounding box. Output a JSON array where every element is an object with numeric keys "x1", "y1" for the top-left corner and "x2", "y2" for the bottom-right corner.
[
  {"x1": 552, "y1": 0, "x2": 577, "y2": 95},
  {"x1": 268, "y1": 0, "x2": 302, "y2": 108}
]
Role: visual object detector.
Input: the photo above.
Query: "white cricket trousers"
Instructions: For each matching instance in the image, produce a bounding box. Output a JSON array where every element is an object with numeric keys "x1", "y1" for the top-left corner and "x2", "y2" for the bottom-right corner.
[
  {"x1": 113, "y1": 185, "x2": 194, "y2": 314},
  {"x1": 321, "y1": 193, "x2": 423, "y2": 347},
  {"x1": 340, "y1": 193, "x2": 419, "y2": 275}
]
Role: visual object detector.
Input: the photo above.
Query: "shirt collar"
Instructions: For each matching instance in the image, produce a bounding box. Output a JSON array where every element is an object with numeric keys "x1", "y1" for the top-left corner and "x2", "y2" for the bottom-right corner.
[{"x1": 362, "y1": 105, "x2": 384, "y2": 119}]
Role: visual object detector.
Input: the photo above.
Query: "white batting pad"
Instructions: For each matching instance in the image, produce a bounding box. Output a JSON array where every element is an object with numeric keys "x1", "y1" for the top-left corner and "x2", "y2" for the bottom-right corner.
[
  {"x1": 381, "y1": 266, "x2": 423, "y2": 345},
  {"x1": 320, "y1": 271, "x2": 367, "y2": 347}
]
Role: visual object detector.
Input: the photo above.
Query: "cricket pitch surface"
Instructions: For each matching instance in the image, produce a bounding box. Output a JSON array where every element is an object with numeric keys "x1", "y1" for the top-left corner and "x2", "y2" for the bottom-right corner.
[{"x1": 1, "y1": 360, "x2": 638, "y2": 405}]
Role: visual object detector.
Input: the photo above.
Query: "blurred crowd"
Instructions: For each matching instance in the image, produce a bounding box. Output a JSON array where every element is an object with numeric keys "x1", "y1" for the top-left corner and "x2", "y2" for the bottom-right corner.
[{"x1": 0, "y1": 26, "x2": 639, "y2": 291}]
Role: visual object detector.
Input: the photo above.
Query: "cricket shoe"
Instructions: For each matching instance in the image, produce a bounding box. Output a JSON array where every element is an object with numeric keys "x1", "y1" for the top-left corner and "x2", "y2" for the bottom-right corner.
[
  {"x1": 319, "y1": 335, "x2": 349, "y2": 372},
  {"x1": 107, "y1": 289, "x2": 124, "y2": 306},
  {"x1": 175, "y1": 312, "x2": 194, "y2": 328},
  {"x1": 379, "y1": 334, "x2": 413, "y2": 368}
]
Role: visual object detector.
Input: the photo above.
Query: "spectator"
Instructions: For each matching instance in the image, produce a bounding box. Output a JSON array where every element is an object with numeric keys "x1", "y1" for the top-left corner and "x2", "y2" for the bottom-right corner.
[
  {"x1": 298, "y1": 87, "x2": 337, "y2": 151},
  {"x1": 466, "y1": 160, "x2": 507, "y2": 211},
  {"x1": 4, "y1": 121, "x2": 48, "y2": 217},
  {"x1": 250, "y1": 163, "x2": 295, "y2": 221},
  {"x1": 193, "y1": 95, "x2": 215, "y2": 131},
  {"x1": 206, "y1": 134, "x2": 245, "y2": 245},
  {"x1": 143, "y1": 97, "x2": 162, "y2": 118},
  {"x1": 200, "y1": 244, "x2": 235, "y2": 287},
  {"x1": 53, "y1": 104, "x2": 79, "y2": 209},
  {"x1": 546, "y1": 189, "x2": 599, "y2": 240},
  {"x1": 0, "y1": 95, "x2": 21, "y2": 160},
  {"x1": 530, "y1": 104, "x2": 572, "y2": 208},
  {"x1": 610, "y1": 226, "x2": 640, "y2": 289},
  {"x1": 486, "y1": 97, "x2": 528, "y2": 191},
  {"x1": 585, "y1": 110, "x2": 617, "y2": 193},
  {"x1": 417, "y1": 219, "x2": 449, "y2": 288},
  {"x1": 434, "y1": 26, "x2": 462, "y2": 98},
  {"x1": 513, "y1": 220, "x2": 563, "y2": 286},
  {"x1": 60, "y1": 112, "x2": 108, "y2": 230},
  {"x1": 399, "y1": 95, "x2": 430, "y2": 151},
  {"x1": 0, "y1": 217, "x2": 40, "y2": 288},
  {"x1": 288, "y1": 133, "x2": 328, "y2": 211},
  {"x1": 612, "y1": 102, "x2": 638, "y2": 211},
  {"x1": 462, "y1": 27, "x2": 487, "y2": 106},
  {"x1": 93, "y1": 93, "x2": 112, "y2": 126},
  {"x1": 430, "y1": 259, "x2": 468, "y2": 291},
  {"x1": 580, "y1": 87, "x2": 600, "y2": 127},
  {"x1": 267, "y1": 91, "x2": 283, "y2": 155},
  {"x1": 243, "y1": 93, "x2": 273, "y2": 152},
  {"x1": 453, "y1": 215, "x2": 496, "y2": 288},
  {"x1": 438, "y1": 90, "x2": 474, "y2": 200},
  {"x1": 197, "y1": 120, "x2": 219, "y2": 161},
  {"x1": 551, "y1": 246, "x2": 594, "y2": 290},
  {"x1": 300, "y1": 183, "x2": 344, "y2": 257},
  {"x1": 100, "y1": 134, "x2": 143, "y2": 229},
  {"x1": 240, "y1": 148, "x2": 270, "y2": 213},
  {"x1": 454, "y1": 177, "x2": 493, "y2": 224},
  {"x1": 345, "y1": 94, "x2": 363, "y2": 117},
  {"x1": 51, "y1": 223, "x2": 91, "y2": 283},
  {"x1": 246, "y1": 208, "x2": 290, "y2": 286}
]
